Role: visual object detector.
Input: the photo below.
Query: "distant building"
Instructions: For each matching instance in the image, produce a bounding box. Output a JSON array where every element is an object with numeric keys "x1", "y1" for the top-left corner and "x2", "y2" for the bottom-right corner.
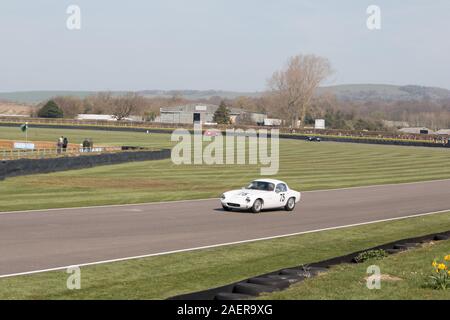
[
  {"x1": 76, "y1": 114, "x2": 142, "y2": 122},
  {"x1": 315, "y1": 119, "x2": 326, "y2": 130},
  {"x1": 77, "y1": 114, "x2": 117, "y2": 121},
  {"x1": 159, "y1": 104, "x2": 267, "y2": 125},
  {"x1": 436, "y1": 129, "x2": 450, "y2": 135},
  {"x1": 399, "y1": 127, "x2": 434, "y2": 135},
  {"x1": 264, "y1": 118, "x2": 282, "y2": 127},
  {"x1": 382, "y1": 120, "x2": 410, "y2": 128}
]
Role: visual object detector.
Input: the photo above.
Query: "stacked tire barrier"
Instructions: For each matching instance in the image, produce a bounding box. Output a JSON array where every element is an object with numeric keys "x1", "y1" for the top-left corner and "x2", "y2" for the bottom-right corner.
[{"x1": 0, "y1": 149, "x2": 171, "y2": 181}]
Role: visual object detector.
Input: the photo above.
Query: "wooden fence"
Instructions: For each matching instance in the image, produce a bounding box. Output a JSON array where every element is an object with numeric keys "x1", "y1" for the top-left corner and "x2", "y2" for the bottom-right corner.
[{"x1": 0, "y1": 146, "x2": 122, "y2": 161}]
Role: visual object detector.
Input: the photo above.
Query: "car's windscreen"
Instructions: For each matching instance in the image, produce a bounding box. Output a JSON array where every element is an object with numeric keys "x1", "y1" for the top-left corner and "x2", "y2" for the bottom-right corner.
[{"x1": 246, "y1": 181, "x2": 275, "y2": 192}]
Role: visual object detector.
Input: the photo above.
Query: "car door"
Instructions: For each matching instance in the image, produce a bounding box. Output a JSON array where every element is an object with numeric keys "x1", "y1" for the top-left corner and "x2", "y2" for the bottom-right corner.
[
  {"x1": 259, "y1": 183, "x2": 277, "y2": 209},
  {"x1": 262, "y1": 190, "x2": 278, "y2": 209},
  {"x1": 274, "y1": 183, "x2": 288, "y2": 207}
]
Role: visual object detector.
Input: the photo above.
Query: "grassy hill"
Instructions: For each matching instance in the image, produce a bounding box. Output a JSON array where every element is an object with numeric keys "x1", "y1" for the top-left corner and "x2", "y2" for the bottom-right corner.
[
  {"x1": 1, "y1": 84, "x2": 449, "y2": 104},
  {"x1": 318, "y1": 84, "x2": 450, "y2": 102},
  {"x1": 138, "y1": 89, "x2": 262, "y2": 100},
  {"x1": 0, "y1": 101, "x2": 32, "y2": 116},
  {"x1": 0, "y1": 91, "x2": 97, "y2": 104},
  {"x1": 0, "y1": 90, "x2": 260, "y2": 104}
]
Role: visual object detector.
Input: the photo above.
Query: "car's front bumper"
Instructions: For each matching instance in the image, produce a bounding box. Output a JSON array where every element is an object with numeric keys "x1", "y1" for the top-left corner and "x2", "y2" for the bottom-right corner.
[{"x1": 221, "y1": 199, "x2": 252, "y2": 210}]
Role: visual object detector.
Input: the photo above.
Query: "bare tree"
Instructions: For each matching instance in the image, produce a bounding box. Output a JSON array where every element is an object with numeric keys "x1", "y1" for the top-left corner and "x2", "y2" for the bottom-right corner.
[
  {"x1": 112, "y1": 92, "x2": 143, "y2": 120},
  {"x1": 52, "y1": 96, "x2": 84, "y2": 118},
  {"x1": 268, "y1": 54, "x2": 332, "y2": 128},
  {"x1": 84, "y1": 92, "x2": 115, "y2": 114}
]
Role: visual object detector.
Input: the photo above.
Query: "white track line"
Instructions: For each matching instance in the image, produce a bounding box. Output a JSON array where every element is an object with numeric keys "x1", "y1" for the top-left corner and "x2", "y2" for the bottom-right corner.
[
  {"x1": 0, "y1": 198, "x2": 216, "y2": 216},
  {"x1": 304, "y1": 178, "x2": 450, "y2": 193},
  {"x1": 2, "y1": 178, "x2": 450, "y2": 216},
  {"x1": 0, "y1": 209, "x2": 448, "y2": 279}
]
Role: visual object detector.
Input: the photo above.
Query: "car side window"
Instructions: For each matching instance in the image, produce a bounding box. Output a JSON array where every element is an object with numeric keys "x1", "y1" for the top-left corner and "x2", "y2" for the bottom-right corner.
[{"x1": 276, "y1": 184, "x2": 287, "y2": 193}]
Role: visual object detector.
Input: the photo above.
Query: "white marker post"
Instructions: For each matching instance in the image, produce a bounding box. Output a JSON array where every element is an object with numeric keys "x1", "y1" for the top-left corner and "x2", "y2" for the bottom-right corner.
[{"x1": 25, "y1": 122, "x2": 28, "y2": 147}]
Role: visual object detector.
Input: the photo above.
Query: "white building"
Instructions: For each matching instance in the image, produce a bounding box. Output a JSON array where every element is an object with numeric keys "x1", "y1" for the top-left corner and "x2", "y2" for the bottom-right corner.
[
  {"x1": 399, "y1": 127, "x2": 434, "y2": 135},
  {"x1": 436, "y1": 129, "x2": 450, "y2": 135},
  {"x1": 159, "y1": 104, "x2": 267, "y2": 125},
  {"x1": 76, "y1": 114, "x2": 142, "y2": 122},
  {"x1": 264, "y1": 118, "x2": 282, "y2": 126},
  {"x1": 77, "y1": 114, "x2": 117, "y2": 121},
  {"x1": 315, "y1": 119, "x2": 326, "y2": 130}
]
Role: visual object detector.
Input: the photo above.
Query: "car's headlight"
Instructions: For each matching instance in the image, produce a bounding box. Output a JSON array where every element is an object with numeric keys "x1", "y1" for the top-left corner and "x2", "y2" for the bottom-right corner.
[{"x1": 221, "y1": 194, "x2": 226, "y2": 200}]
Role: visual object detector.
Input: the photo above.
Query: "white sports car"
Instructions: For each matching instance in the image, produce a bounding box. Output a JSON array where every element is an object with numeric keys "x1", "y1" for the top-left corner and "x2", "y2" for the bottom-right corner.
[{"x1": 220, "y1": 179, "x2": 301, "y2": 213}]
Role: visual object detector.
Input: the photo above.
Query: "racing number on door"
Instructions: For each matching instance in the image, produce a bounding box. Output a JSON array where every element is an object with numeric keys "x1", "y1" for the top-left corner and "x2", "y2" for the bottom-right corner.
[{"x1": 280, "y1": 193, "x2": 286, "y2": 203}]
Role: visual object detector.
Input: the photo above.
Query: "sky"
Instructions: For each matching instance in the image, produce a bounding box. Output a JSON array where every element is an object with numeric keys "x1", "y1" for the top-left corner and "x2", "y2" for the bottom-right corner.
[{"x1": 0, "y1": 0, "x2": 449, "y2": 92}]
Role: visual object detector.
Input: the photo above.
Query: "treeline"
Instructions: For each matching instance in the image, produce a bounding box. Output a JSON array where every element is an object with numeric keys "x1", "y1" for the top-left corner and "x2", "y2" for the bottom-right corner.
[
  {"x1": 33, "y1": 93, "x2": 188, "y2": 121},
  {"x1": 32, "y1": 92, "x2": 274, "y2": 122},
  {"x1": 357, "y1": 98, "x2": 450, "y2": 129},
  {"x1": 32, "y1": 90, "x2": 450, "y2": 131},
  {"x1": 301, "y1": 94, "x2": 450, "y2": 131}
]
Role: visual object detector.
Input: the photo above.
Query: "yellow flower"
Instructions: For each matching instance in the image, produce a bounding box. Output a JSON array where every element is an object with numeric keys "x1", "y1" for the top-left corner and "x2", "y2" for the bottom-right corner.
[
  {"x1": 438, "y1": 264, "x2": 447, "y2": 271},
  {"x1": 432, "y1": 261, "x2": 438, "y2": 267},
  {"x1": 445, "y1": 255, "x2": 450, "y2": 261}
]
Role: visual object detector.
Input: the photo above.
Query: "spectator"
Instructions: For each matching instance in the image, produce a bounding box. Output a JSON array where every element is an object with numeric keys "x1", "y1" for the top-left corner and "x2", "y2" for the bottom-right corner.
[
  {"x1": 57, "y1": 136, "x2": 63, "y2": 154},
  {"x1": 88, "y1": 139, "x2": 94, "y2": 152},
  {"x1": 62, "y1": 137, "x2": 68, "y2": 152},
  {"x1": 82, "y1": 138, "x2": 89, "y2": 152}
]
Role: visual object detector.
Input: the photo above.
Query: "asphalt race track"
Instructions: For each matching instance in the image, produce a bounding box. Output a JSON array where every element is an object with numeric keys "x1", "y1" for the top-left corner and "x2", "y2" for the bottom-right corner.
[{"x1": 1, "y1": 179, "x2": 450, "y2": 277}]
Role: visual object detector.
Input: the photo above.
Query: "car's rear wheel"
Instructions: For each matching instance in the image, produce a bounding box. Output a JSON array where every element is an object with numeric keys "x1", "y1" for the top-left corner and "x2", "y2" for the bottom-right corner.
[
  {"x1": 285, "y1": 197, "x2": 296, "y2": 212},
  {"x1": 251, "y1": 199, "x2": 263, "y2": 214}
]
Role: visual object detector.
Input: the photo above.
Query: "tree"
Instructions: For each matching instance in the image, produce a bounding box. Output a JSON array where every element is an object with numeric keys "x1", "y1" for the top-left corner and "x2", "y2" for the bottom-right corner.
[
  {"x1": 268, "y1": 54, "x2": 332, "y2": 128},
  {"x1": 213, "y1": 101, "x2": 231, "y2": 124},
  {"x1": 53, "y1": 96, "x2": 84, "y2": 118},
  {"x1": 144, "y1": 111, "x2": 158, "y2": 122},
  {"x1": 83, "y1": 92, "x2": 115, "y2": 114},
  {"x1": 37, "y1": 100, "x2": 64, "y2": 118},
  {"x1": 112, "y1": 92, "x2": 143, "y2": 120}
]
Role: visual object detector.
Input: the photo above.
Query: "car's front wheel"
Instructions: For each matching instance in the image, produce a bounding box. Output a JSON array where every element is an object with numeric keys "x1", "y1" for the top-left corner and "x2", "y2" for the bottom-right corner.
[
  {"x1": 251, "y1": 199, "x2": 263, "y2": 214},
  {"x1": 285, "y1": 197, "x2": 296, "y2": 212},
  {"x1": 222, "y1": 205, "x2": 231, "y2": 212}
]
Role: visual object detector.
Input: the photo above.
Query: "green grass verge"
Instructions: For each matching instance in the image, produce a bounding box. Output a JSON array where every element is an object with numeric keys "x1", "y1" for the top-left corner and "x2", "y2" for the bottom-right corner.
[
  {"x1": 1, "y1": 212, "x2": 449, "y2": 300},
  {"x1": 260, "y1": 239, "x2": 450, "y2": 300},
  {"x1": 0, "y1": 126, "x2": 173, "y2": 149},
  {"x1": 2, "y1": 126, "x2": 450, "y2": 211}
]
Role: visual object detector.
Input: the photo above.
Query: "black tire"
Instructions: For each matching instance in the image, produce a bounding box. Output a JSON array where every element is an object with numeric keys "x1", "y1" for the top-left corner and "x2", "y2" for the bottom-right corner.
[
  {"x1": 222, "y1": 205, "x2": 231, "y2": 212},
  {"x1": 251, "y1": 199, "x2": 263, "y2": 214},
  {"x1": 285, "y1": 197, "x2": 296, "y2": 212}
]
